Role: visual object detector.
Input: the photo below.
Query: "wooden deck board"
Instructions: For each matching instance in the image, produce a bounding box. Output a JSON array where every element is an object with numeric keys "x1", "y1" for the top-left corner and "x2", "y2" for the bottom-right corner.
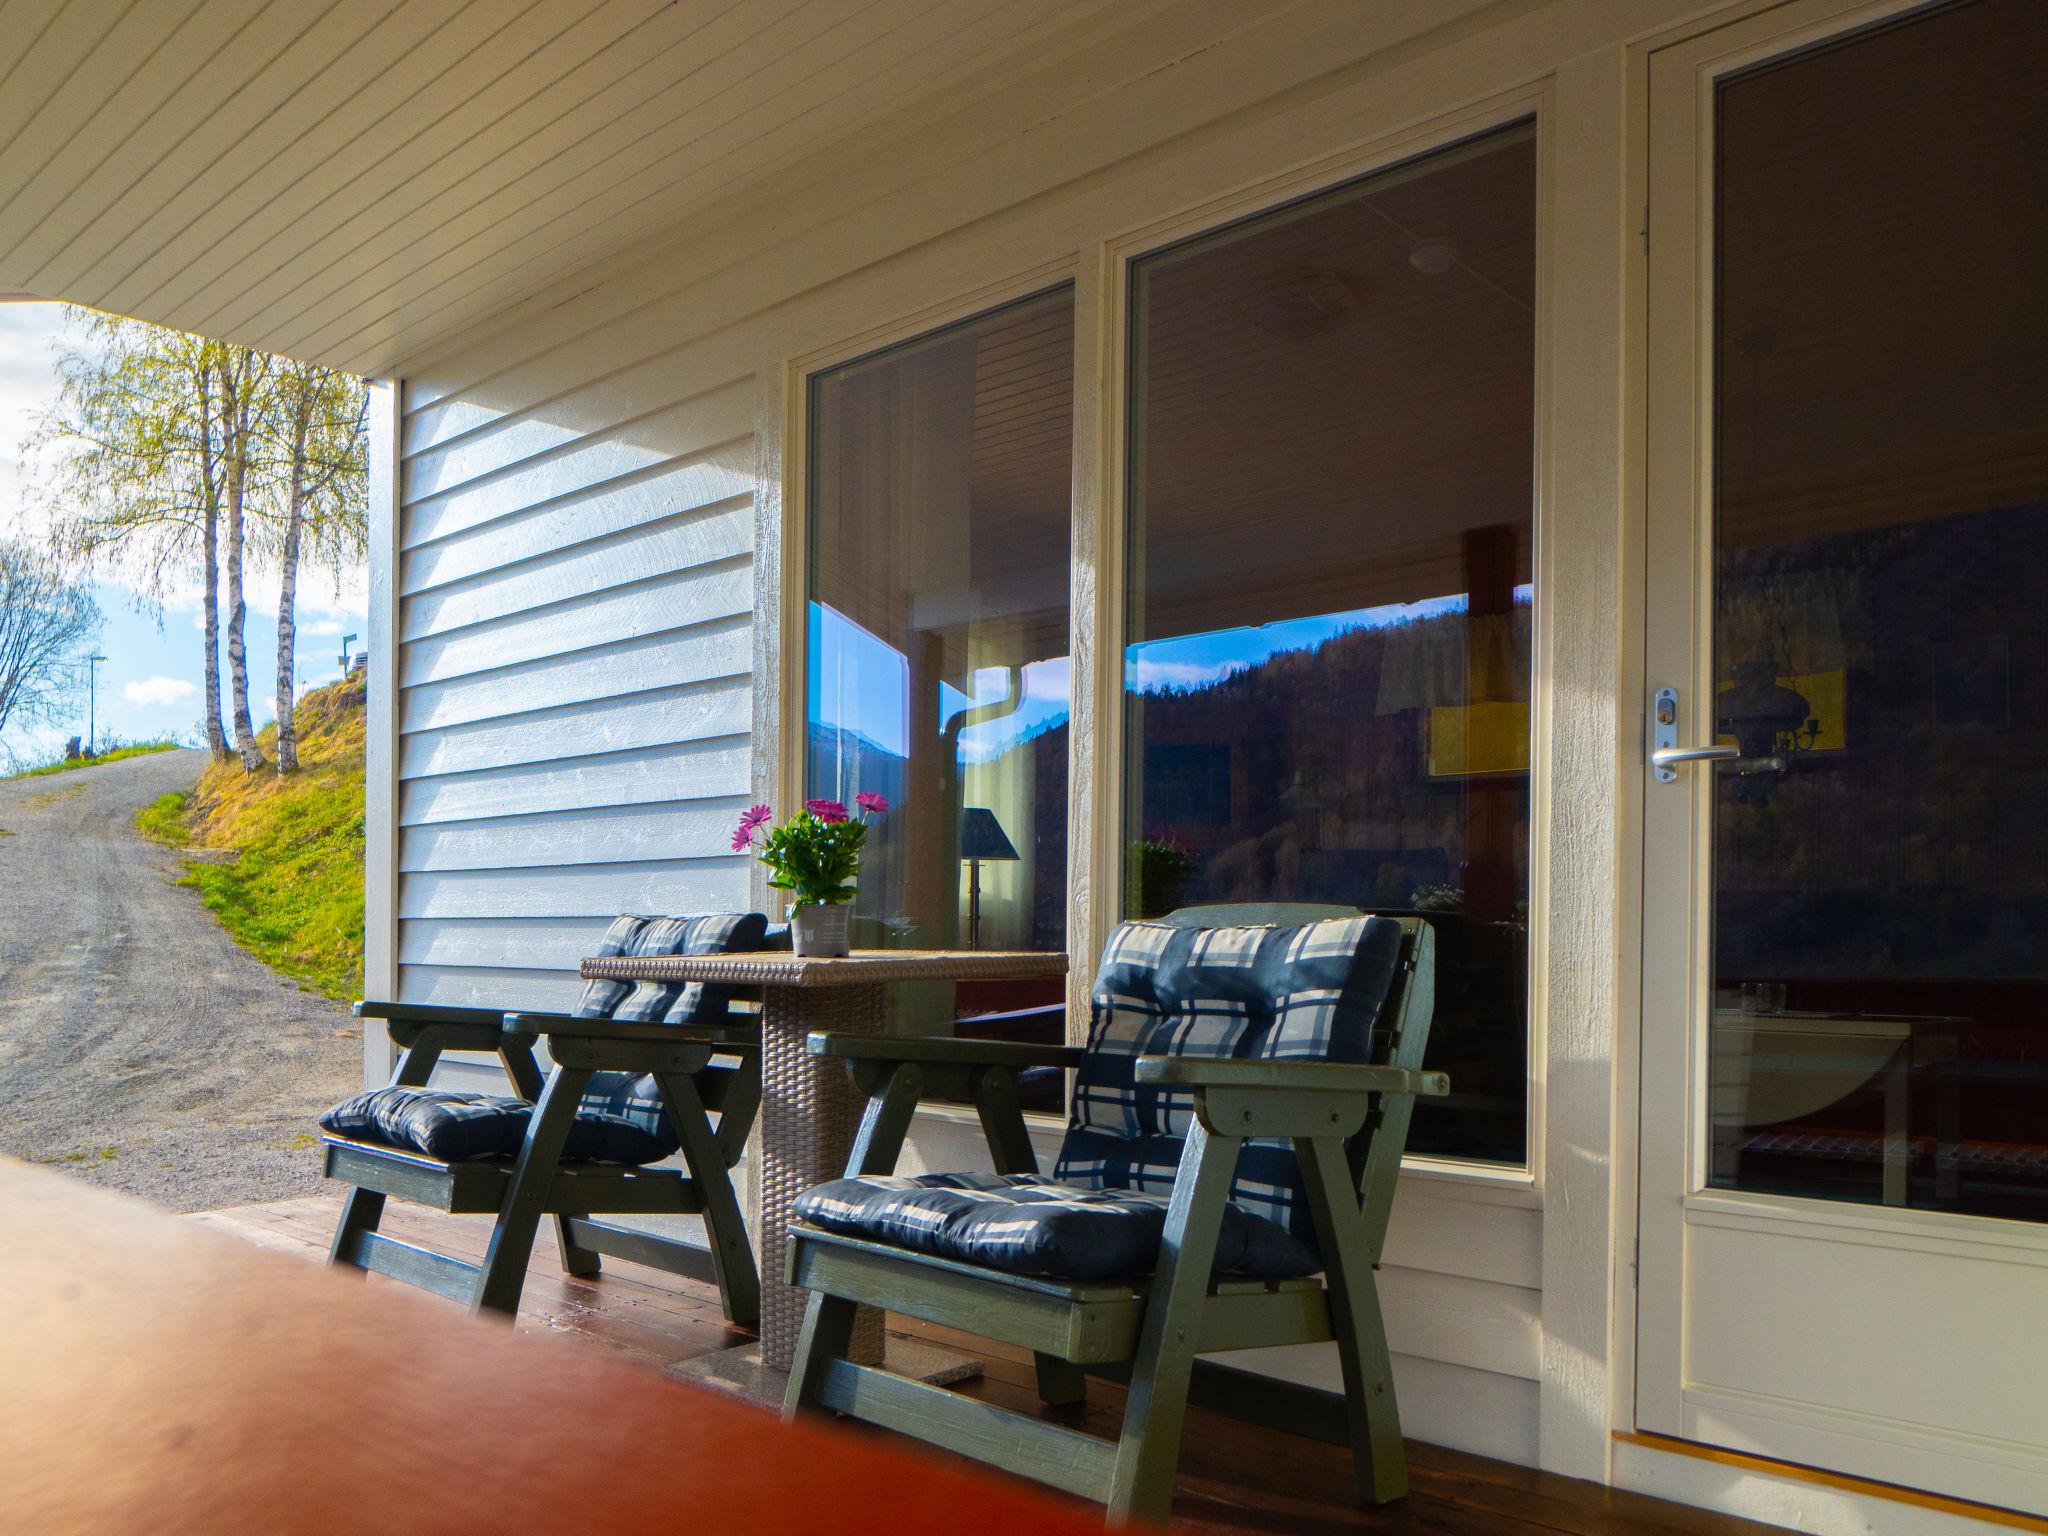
[{"x1": 193, "y1": 1194, "x2": 1788, "y2": 1536}]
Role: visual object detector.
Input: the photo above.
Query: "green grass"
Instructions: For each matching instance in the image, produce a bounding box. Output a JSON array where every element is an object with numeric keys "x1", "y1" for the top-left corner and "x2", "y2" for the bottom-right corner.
[
  {"x1": 135, "y1": 790, "x2": 192, "y2": 847},
  {"x1": 130, "y1": 679, "x2": 366, "y2": 1002},
  {"x1": 9, "y1": 739, "x2": 182, "y2": 779}
]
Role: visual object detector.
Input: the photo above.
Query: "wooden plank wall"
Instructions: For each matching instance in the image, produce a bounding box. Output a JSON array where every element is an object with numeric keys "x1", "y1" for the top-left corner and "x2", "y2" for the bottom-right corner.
[{"x1": 392, "y1": 372, "x2": 759, "y2": 1011}]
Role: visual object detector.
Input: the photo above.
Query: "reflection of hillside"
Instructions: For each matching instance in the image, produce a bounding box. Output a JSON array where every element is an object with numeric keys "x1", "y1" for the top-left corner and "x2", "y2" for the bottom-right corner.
[
  {"x1": 1130, "y1": 605, "x2": 1531, "y2": 918},
  {"x1": 1715, "y1": 500, "x2": 2048, "y2": 983},
  {"x1": 806, "y1": 605, "x2": 1535, "y2": 944}
]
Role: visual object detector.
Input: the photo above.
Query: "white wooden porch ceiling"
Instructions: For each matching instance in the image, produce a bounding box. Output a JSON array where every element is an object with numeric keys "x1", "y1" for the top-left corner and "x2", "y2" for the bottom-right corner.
[{"x1": 0, "y1": 0, "x2": 1142, "y2": 374}]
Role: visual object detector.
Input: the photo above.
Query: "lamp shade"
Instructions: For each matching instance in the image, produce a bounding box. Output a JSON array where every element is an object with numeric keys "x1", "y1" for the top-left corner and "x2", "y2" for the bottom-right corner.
[{"x1": 959, "y1": 807, "x2": 1020, "y2": 862}]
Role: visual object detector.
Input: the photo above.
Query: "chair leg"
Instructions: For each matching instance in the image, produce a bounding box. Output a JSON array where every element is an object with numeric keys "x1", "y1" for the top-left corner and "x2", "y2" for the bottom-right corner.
[
  {"x1": 783, "y1": 1284, "x2": 859, "y2": 1420},
  {"x1": 498, "y1": 1040, "x2": 603, "y2": 1278},
  {"x1": 327, "y1": 1038, "x2": 442, "y2": 1274},
  {"x1": 326, "y1": 1187, "x2": 386, "y2": 1271},
  {"x1": 1033, "y1": 1354, "x2": 1088, "y2": 1408},
  {"x1": 549, "y1": 1216, "x2": 604, "y2": 1278},
  {"x1": 1105, "y1": 1118, "x2": 1237, "y2": 1525},
  {"x1": 471, "y1": 1065, "x2": 591, "y2": 1318},
  {"x1": 654, "y1": 1070, "x2": 760, "y2": 1328},
  {"x1": 1299, "y1": 1135, "x2": 1407, "y2": 1504},
  {"x1": 1332, "y1": 1264, "x2": 1405, "y2": 1503}
]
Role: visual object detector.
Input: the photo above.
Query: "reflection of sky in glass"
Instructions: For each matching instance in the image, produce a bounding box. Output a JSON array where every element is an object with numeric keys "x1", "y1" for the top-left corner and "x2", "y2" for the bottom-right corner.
[
  {"x1": 811, "y1": 602, "x2": 907, "y2": 756},
  {"x1": 1124, "y1": 589, "x2": 1531, "y2": 693},
  {"x1": 814, "y1": 586, "x2": 1533, "y2": 763},
  {"x1": 953, "y1": 659, "x2": 1070, "y2": 764},
  {"x1": 811, "y1": 602, "x2": 1071, "y2": 763}
]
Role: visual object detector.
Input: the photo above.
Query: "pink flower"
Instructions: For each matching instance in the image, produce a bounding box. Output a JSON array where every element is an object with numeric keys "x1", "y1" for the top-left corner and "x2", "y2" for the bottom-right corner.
[
  {"x1": 804, "y1": 798, "x2": 848, "y2": 824},
  {"x1": 854, "y1": 791, "x2": 890, "y2": 816},
  {"x1": 731, "y1": 803, "x2": 773, "y2": 850}
]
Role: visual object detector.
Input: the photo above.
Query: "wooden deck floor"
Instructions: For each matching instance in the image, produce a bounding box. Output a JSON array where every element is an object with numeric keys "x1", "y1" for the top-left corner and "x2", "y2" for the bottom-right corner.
[{"x1": 193, "y1": 1196, "x2": 1786, "y2": 1536}]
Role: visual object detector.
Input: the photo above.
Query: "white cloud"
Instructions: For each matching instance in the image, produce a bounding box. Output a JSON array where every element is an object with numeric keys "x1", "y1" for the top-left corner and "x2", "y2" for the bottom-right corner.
[
  {"x1": 302, "y1": 617, "x2": 344, "y2": 637},
  {"x1": 123, "y1": 675, "x2": 198, "y2": 707}
]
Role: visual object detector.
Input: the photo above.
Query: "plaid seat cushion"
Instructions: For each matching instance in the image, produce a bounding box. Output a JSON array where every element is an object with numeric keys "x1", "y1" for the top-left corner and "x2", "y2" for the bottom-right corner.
[
  {"x1": 320, "y1": 1070, "x2": 675, "y2": 1165},
  {"x1": 322, "y1": 909, "x2": 774, "y2": 1164},
  {"x1": 572, "y1": 911, "x2": 771, "y2": 1024},
  {"x1": 1053, "y1": 915, "x2": 1404, "y2": 1256},
  {"x1": 794, "y1": 1171, "x2": 1319, "y2": 1280}
]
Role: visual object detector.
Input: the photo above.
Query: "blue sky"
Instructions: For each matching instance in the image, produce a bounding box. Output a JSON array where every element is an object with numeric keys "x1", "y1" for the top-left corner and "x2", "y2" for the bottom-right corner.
[
  {"x1": 810, "y1": 590, "x2": 1525, "y2": 767},
  {"x1": 0, "y1": 301, "x2": 367, "y2": 765}
]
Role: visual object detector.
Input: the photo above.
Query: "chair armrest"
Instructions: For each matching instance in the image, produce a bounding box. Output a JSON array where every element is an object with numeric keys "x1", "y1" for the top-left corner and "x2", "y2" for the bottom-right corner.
[
  {"x1": 1133, "y1": 1058, "x2": 1449, "y2": 1097},
  {"x1": 355, "y1": 1001, "x2": 505, "y2": 1053},
  {"x1": 1137, "y1": 1058, "x2": 1448, "y2": 1139},
  {"x1": 806, "y1": 1033, "x2": 1086, "y2": 1071},
  {"x1": 502, "y1": 1012, "x2": 756, "y2": 1047},
  {"x1": 353, "y1": 999, "x2": 506, "y2": 1029}
]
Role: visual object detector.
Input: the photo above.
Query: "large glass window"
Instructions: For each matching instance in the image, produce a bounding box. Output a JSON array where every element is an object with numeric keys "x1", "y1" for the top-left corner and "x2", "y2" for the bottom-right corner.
[
  {"x1": 1123, "y1": 126, "x2": 1537, "y2": 1164},
  {"x1": 808, "y1": 290, "x2": 1074, "y2": 1088}
]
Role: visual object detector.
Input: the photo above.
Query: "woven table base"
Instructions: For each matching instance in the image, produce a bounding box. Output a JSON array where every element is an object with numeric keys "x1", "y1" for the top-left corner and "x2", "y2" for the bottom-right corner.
[{"x1": 755, "y1": 983, "x2": 888, "y2": 1373}]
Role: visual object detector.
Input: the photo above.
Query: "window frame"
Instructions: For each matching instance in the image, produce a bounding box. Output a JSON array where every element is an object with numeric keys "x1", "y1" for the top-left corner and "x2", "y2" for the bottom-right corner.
[{"x1": 781, "y1": 90, "x2": 1549, "y2": 1181}]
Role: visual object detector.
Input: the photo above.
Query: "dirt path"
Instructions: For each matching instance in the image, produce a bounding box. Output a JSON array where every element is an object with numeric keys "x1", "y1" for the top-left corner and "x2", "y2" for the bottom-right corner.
[{"x1": 0, "y1": 749, "x2": 359, "y2": 1212}]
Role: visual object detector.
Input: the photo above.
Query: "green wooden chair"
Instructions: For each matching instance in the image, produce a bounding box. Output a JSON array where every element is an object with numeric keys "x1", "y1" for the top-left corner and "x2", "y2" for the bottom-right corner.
[
  {"x1": 319, "y1": 913, "x2": 773, "y2": 1325},
  {"x1": 782, "y1": 903, "x2": 1444, "y2": 1525}
]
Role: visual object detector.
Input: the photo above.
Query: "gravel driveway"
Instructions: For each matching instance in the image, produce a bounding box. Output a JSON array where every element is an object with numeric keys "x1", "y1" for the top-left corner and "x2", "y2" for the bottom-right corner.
[{"x1": 0, "y1": 749, "x2": 359, "y2": 1212}]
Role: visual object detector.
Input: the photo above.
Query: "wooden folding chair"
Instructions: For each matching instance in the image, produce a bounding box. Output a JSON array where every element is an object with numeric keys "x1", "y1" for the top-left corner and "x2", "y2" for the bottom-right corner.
[{"x1": 783, "y1": 905, "x2": 1443, "y2": 1525}]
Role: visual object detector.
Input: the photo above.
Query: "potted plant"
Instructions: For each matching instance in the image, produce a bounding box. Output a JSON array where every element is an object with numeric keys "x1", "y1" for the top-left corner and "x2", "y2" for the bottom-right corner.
[{"x1": 732, "y1": 793, "x2": 890, "y2": 957}]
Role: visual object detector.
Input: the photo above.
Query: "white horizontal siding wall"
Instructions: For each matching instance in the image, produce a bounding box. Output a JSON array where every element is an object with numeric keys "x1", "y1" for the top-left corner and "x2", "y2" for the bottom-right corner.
[{"x1": 394, "y1": 373, "x2": 758, "y2": 1012}]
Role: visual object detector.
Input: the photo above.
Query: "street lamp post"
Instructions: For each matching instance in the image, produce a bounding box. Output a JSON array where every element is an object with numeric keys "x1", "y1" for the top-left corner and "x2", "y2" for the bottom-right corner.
[{"x1": 86, "y1": 654, "x2": 106, "y2": 756}]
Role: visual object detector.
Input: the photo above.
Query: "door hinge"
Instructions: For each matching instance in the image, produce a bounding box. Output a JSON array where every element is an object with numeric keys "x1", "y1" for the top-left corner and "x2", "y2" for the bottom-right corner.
[{"x1": 1641, "y1": 203, "x2": 1650, "y2": 258}]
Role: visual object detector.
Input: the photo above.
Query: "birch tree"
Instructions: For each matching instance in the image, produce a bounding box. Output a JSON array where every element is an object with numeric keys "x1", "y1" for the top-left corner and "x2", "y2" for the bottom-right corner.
[
  {"x1": 260, "y1": 360, "x2": 367, "y2": 772},
  {"x1": 36, "y1": 313, "x2": 232, "y2": 758},
  {"x1": 216, "y1": 345, "x2": 271, "y2": 772}
]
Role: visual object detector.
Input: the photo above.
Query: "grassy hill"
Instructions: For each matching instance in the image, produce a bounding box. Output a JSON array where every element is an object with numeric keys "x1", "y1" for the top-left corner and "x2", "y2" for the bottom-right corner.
[
  {"x1": 137, "y1": 676, "x2": 366, "y2": 1001},
  {"x1": 7, "y1": 739, "x2": 181, "y2": 779}
]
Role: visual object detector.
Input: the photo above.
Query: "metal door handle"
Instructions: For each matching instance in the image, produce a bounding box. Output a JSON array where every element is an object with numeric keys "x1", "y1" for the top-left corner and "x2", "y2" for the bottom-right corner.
[
  {"x1": 1650, "y1": 744, "x2": 1739, "y2": 770},
  {"x1": 1650, "y1": 687, "x2": 1788, "y2": 782}
]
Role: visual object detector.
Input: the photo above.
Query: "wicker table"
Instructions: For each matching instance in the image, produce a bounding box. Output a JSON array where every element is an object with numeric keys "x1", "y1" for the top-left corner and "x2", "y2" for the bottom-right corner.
[{"x1": 578, "y1": 948, "x2": 1069, "y2": 1373}]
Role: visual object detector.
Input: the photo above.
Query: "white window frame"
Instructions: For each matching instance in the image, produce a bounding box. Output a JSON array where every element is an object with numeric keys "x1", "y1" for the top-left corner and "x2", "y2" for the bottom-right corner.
[{"x1": 777, "y1": 90, "x2": 1553, "y2": 1191}]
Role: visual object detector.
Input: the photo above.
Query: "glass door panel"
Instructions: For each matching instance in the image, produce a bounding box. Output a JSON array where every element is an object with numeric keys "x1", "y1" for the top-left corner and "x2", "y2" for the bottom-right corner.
[
  {"x1": 1707, "y1": 0, "x2": 2048, "y2": 1222},
  {"x1": 1639, "y1": 0, "x2": 2048, "y2": 1507}
]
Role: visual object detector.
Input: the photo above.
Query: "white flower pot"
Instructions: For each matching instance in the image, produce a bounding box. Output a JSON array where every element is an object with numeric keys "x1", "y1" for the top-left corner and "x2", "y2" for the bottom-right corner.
[{"x1": 790, "y1": 903, "x2": 850, "y2": 958}]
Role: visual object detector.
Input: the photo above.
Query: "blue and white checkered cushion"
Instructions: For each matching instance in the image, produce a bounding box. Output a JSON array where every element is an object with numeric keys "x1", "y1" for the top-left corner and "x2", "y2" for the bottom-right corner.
[
  {"x1": 1055, "y1": 915, "x2": 1403, "y2": 1253},
  {"x1": 320, "y1": 1071, "x2": 675, "y2": 1165},
  {"x1": 795, "y1": 915, "x2": 1404, "y2": 1280},
  {"x1": 572, "y1": 911, "x2": 770, "y2": 1023},
  {"x1": 793, "y1": 1170, "x2": 1317, "y2": 1280},
  {"x1": 322, "y1": 911, "x2": 771, "y2": 1164}
]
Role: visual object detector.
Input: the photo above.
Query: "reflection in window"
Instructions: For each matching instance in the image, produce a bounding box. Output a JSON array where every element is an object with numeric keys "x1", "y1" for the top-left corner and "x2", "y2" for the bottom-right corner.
[
  {"x1": 1708, "y1": 0, "x2": 2048, "y2": 1221},
  {"x1": 808, "y1": 290, "x2": 1074, "y2": 1101},
  {"x1": 1124, "y1": 125, "x2": 1537, "y2": 1164}
]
